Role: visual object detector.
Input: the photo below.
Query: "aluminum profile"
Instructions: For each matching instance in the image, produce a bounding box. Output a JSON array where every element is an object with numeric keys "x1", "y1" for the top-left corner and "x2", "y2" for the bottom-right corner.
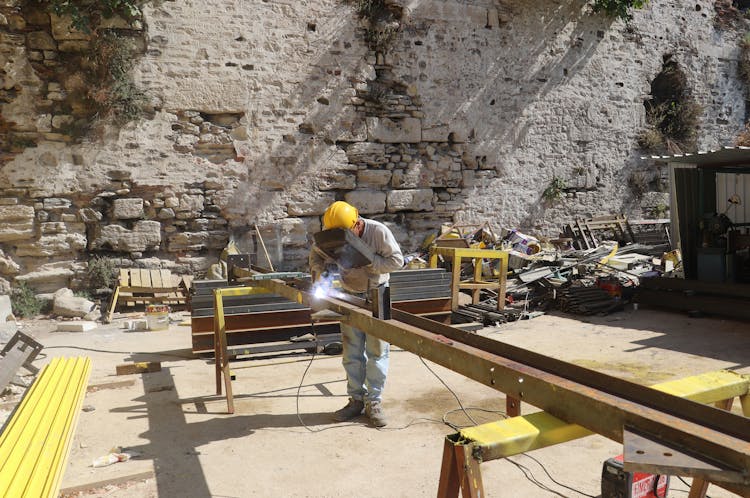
[{"x1": 0, "y1": 356, "x2": 91, "y2": 498}]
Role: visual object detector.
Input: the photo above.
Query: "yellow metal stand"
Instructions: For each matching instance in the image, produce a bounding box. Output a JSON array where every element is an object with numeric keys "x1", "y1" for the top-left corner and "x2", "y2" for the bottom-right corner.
[
  {"x1": 428, "y1": 247, "x2": 509, "y2": 311},
  {"x1": 437, "y1": 370, "x2": 750, "y2": 498}
]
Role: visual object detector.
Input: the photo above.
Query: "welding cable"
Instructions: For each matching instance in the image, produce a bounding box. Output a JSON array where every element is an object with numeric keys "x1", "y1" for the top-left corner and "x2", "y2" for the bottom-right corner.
[
  {"x1": 417, "y1": 356, "x2": 479, "y2": 426},
  {"x1": 441, "y1": 407, "x2": 507, "y2": 431},
  {"x1": 517, "y1": 453, "x2": 597, "y2": 498},
  {"x1": 505, "y1": 458, "x2": 571, "y2": 497}
]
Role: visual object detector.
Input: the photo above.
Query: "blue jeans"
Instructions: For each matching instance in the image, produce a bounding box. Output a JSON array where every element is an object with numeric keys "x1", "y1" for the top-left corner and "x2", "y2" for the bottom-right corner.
[{"x1": 340, "y1": 322, "x2": 390, "y2": 403}]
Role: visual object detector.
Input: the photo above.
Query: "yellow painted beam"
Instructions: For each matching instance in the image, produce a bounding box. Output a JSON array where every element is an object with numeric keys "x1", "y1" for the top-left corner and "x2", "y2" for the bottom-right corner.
[
  {"x1": 0, "y1": 356, "x2": 91, "y2": 498},
  {"x1": 459, "y1": 370, "x2": 749, "y2": 461}
]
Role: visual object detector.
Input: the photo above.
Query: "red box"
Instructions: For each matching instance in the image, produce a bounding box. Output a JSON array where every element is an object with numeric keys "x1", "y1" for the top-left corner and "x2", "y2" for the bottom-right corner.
[{"x1": 601, "y1": 454, "x2": 669, "y2": 498}]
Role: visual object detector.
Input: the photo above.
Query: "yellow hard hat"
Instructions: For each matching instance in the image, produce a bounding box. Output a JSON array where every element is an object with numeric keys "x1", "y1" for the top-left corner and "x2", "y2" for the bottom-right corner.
[{"x1": 323, "y1": 201, "x2": 359, "y2": 230}]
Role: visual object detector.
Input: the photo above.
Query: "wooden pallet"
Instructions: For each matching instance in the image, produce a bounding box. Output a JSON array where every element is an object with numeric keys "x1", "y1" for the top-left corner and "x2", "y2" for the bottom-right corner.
[
  {"x1": 106, "y1": 269, "x2": 192, "y2": 322},
  {"x1": 564, "y1": 214, "x2": 635, "y2": 249}
]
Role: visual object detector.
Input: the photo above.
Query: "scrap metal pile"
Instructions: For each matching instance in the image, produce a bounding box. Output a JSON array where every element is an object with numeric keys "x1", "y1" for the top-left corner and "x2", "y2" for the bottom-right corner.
[{"x1": 408, "y1": 215, "x2": 674, "y2": 325}]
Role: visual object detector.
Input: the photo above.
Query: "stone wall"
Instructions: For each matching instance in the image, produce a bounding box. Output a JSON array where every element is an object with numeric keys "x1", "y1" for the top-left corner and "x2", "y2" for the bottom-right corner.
[{"x1": 0, "y1": 0, "x2": 746, "y2": 290}]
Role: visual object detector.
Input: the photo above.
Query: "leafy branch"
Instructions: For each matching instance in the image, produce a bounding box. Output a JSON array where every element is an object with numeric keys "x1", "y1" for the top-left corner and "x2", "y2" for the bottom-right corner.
[
  {"x1": 38, "y1": 0, "x2": 142, "y2": 32},
  {"x1": 591, "y1": 0, "x2": 649, "y2": 21}
]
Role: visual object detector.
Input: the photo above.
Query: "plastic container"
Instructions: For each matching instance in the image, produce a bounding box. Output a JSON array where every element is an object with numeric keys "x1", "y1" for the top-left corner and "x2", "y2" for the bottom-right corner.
[{"x1": 145, "y1": 305, "x2": 170, "y2": 331}]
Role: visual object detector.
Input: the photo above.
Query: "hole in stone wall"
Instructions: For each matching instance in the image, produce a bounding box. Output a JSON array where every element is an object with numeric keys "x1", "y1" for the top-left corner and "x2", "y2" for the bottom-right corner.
[
  {"x1": 489, "y1": 99, "x2": 495, "y2": 105},
  {"x1": 225, "y1": 62, "x2": 237, "y2": 67},
  {"x1": 235, "y1": 36, "x2": 246, "y2": 41},
  {"x1": 242, "y1": 64, "x2": 254, "y2": 71},
  {"x1": 307, "y1": 22, "x2": 316, "y2": 31},
  {"x1": 169, "y1": 110, "x2": 245, "y2": 164},
  {"x1": 734, "y1": 0, "x2": 750, "y2": 9},
  {"x1": 638, "y1": 56, "x2": 701, "y2": 153}
]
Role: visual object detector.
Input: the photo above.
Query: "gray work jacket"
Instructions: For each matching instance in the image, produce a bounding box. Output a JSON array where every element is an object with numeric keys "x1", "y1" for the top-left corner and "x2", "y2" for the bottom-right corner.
[{"x1": 309, "y1": 218, "x2": 404, "y2": 293}]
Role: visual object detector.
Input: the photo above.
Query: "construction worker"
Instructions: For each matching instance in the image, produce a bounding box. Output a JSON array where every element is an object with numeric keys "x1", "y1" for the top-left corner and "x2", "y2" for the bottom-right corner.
[{"x1": 310, "y1": 200, "x2": 404, "y2": 427}]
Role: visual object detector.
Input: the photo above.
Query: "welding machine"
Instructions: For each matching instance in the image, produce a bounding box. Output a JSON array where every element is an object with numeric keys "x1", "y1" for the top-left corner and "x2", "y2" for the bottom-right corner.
[{"x1": 601, "y1": 454, "x2": 669, "y2": 498}]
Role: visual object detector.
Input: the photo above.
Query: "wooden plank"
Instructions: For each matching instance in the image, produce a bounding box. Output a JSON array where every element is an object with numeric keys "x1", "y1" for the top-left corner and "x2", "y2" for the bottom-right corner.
[
  {"x1": 105, "y1": 285, "x2": 120, "y2": 323},
  {"x1": 119, "y1": 269, "x2": 130, "y2": 287},
  {"x1": 139, "y1": 269, "x2": 151, "y2": 289},
  {"x1": 160, "y1": 269, "x2": 173, "y2": 289},
  {"x1": 87, "y1": 378, "x2": 137, "y2": 392},
  {"x1": 151, "y1": 269, "x2": 163, "y2": 288},
  {"x1": 130, "y1": 269, "x2": 142, "y2": 288},
  {"x1": 115, "y1": 362, "x2": 162, "y2": 376}
]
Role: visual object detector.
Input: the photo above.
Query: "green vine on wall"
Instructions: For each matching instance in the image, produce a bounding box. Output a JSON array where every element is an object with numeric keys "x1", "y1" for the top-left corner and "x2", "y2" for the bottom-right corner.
[
  {"x1": 591, "y1": 0, "x2": 649, "y2": 21},
  {"x1": 38, "y1": 0, "x2": 141, "y2": 32}
]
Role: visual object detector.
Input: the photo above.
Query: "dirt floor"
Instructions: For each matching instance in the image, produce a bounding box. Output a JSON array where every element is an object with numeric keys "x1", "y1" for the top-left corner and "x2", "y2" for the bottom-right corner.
[{"x1": 4, "y1": 305, "x2": 749, "y2": 498}]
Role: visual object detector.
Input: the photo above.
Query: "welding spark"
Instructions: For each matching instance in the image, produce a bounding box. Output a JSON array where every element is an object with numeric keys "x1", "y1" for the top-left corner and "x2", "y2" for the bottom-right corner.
[{"x1": 312, "y1": 273, "x2": 335, "y2": 299}]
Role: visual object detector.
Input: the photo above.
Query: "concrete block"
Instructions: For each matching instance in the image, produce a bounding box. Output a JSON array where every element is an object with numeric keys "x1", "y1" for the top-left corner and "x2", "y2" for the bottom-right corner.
[{"x1": 57, "y1": 321, "x2": 98, "y2": 332}]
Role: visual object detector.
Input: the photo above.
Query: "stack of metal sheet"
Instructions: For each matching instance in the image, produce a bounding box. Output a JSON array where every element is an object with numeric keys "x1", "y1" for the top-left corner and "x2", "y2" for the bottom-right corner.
[
  {"x1": 557, "y1": 285, "x2": 621, "y2": 315},
  {"x1": 452, "y1": 304, "x2": 522, "y2": 326}
]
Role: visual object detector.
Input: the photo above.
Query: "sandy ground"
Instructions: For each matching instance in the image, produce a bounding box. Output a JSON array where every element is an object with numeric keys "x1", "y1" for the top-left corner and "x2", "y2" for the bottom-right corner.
[{"x1": 5, "y1": 305, "x2": 748, "y2": 498}]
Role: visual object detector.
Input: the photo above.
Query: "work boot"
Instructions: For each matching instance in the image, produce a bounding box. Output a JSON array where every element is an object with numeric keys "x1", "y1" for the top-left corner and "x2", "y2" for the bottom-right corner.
[
  {"x1": 332, "y1": 398, "x2": 364, "y2": 422},
  {"x1": 366, "y1": 401, "x2": 388, "y2": 428}
]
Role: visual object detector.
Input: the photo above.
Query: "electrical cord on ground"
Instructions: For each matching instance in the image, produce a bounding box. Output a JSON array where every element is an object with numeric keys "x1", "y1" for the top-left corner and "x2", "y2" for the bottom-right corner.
[
  {"x1": 296, "y1": 319, "x2": 322, "y2": 433},
  {"x1": 517, "y1": 453, "x2": 597, "y2": 498},
  {"x1": 505, "y1": 458, "x2": 571, "y2": 498},
  {"x1": 40, "y1": 345, "x2": 194, "y2": 359},
  {"x1": 418, "y1": 356, "x2": 478, "y2": 426}
]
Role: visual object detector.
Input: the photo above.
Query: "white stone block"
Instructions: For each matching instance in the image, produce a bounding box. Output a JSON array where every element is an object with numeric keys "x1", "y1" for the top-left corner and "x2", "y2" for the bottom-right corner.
[
  {"x1": 57, "y1": 321, "x2": 97, "y2": 332},
  {"x1": 345, "y1": 190, "x2": 387, "y2": 214},
  {"x1": 387, "y1": 189, "x2": 434, "y2": 212}
]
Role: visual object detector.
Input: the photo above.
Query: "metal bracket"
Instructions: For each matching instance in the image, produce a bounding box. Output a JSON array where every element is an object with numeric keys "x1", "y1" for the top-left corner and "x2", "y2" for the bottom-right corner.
[{"x1": 0, "y1": 330, "x2": 44, "y2": 393}]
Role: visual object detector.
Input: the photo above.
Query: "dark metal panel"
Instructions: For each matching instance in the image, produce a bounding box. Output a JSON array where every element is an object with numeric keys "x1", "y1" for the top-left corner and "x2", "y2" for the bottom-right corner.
[{"x1": 675, "y1": 168, "x2": 699, "y2": 279}]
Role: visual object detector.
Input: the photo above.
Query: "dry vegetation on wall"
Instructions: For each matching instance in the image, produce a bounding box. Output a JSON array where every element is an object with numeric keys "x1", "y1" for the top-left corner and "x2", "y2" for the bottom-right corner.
[
  {"x1": 0, "y1": 0, "x2": 151, "y2": 157},
  {"x1": 347, "y1": 0, "x2": 402, "y2": 54},
  {"x1": 638, "y1": 56, "x2": 701, "y2": 154}
]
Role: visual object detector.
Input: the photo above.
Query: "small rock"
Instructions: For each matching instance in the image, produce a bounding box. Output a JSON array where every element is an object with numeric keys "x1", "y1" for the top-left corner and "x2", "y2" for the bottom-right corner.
[{"x1": 82, "y1": 405, "x2": 95, "y2": 412}]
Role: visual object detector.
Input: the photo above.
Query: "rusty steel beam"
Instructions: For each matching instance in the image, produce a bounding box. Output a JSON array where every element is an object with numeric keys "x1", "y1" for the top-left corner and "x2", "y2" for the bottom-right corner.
[{"x1": 254, "y1": 277, "x2": 750, "y2": 489}]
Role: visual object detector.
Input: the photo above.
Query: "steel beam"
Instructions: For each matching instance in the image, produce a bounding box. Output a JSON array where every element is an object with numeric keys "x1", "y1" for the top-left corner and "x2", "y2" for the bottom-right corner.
[{"x1": 254, "y1": 277, "x2": 750, "y2": 489}]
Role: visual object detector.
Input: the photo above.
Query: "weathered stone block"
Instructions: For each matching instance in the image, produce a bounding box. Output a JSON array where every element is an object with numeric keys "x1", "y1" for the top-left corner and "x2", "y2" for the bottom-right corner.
[
  {"x1": 167, "y1": 230, "x2": 228, "y2": 251},
  {"x1": 53, "y1": 294, "x2": 95, "y2": 318},
  {"x1": 79, "y1": 208, "x2": 102, "y2": 223},
  {"x1": 42, "y1": 198, "x2": 71, "y2": 210},
  {"x1": 287, "y1": 192, "x2": 336, "y2": 217},
  {"x1": 158, "y1": 208, "x2": 176, "y2": 219},
  {"x1": 0, "y1": 205, "x2": 34, "y2": 242},
  {"x1": 91, "y1": 221, "x2": 161, "y2": 252},
  {"x1": 357, "y1": 170, "x2": 392, "y2": 188},
  {"x1": 16, "y1": 268, "x2": 73, "y2": 293},
  {"x1": 113, "y1": 198, "x2": 144, "y2": 219},
  {"x1": 179, "y1": 194, "x2": 204, "y2": 213},
  {"x1": 27, "y1": 31, "x2": 56, "y2": 50},
  {"x1": 367, "y1": 117, "x2": 421, "y2": 143},
  {"x1": 317, "y1": 170, "x2": 356, "y2": 191},
  {"x1": 346, "y1": 142, "x2": 386, "y2": 163},
  {"x1": 50, "y1": 14, "x2": 89, "y2": 41},
  {"x1": 0, "y1": 249, "x2": 20, "y2": 275},
  {"x1": 16, "y1": 233, "x2": 87, "y2": 257},
  {"x1": 387, "y1": 189, "x2": 434, "y2": 212},
  {"x1": 345, "y1": 190, "x2": 387, "y2": 214}
]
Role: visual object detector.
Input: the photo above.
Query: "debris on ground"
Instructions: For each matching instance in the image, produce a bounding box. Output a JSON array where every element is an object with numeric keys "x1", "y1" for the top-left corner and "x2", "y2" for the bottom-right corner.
[
  {"x1": 407, "y1": 215, "x2": 678, "y2": 325},
  {"x1": 91, "y1": 447, "x2": 141, "y2": 468}
]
